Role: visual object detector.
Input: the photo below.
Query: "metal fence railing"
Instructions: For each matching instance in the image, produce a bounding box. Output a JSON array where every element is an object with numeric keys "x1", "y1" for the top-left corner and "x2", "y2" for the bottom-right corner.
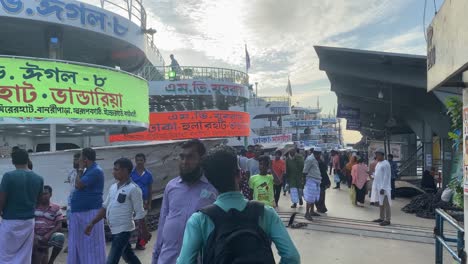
[
  {"x1": 260, "y1": 96, "x2": 291, "y2": 103},
  {"x1": 247, "y1": 96, "x2": 290, "y2": 107},
  {"x1": 435, "y1": 208, "x2": 465, "y2": 264},
  {"x1": 252, "y1": 127, "x2": 290, "y2": 137},
  {"x1": 99, "y1": 0, "x2": 146, "y2": 28},
  {"x1": 97, "y1": 0, "x2": 165, "y2": 67},
  {"x1": 140, "y1": 66, "x2": 249, "y2": 85}
]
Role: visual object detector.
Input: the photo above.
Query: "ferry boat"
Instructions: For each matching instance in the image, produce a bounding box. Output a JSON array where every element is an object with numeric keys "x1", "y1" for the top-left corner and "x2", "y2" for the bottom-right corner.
[
  {"x1": 0, "y1": 0, "x2": 241, "y2": 206},
  {"x1": 228, "y1": 96, "x2": 342, "y2": 151}
]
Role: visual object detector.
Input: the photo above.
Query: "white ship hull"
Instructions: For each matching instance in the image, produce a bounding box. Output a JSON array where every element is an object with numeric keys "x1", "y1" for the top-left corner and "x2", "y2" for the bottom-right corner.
[{"x1": 0, "y1": 139, "x2": 226, "y2": 208}]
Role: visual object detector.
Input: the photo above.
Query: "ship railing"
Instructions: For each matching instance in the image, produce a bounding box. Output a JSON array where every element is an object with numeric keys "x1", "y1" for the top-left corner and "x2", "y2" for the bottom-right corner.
[
  {"x1": 144, "y1": 37, "x2": 165, "y2": 67},
  {"x1": 283, "y1": 114, "x2": 319, "y2": 121},
  {"x1": 247, "y1": 96, "x2": 291, "y2": 107},
  {"x1": 141, "y1": 66, "x2": 249, "y2": 85},
  {"x1": 99, "y1": 0, "x2": 146, "y2": 28},
  {"x1": 259, "y1": 97, "x2": 291, "y2": 103},
  {"x1": 291, "y1": 106, "x2": 322, "y2": 113},
  {"x1": 98, "y1": 0, "x2": 165, "y2": 67},
  {"x1": 252, "y1": 127, "x2": 291, "y2": 137}
]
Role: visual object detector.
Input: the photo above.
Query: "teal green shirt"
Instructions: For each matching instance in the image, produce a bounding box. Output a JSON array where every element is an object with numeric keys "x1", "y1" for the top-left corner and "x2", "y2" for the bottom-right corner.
[
  {"x1": 0, "y1": 169, "x2": 44, "y2": 220},
  {"x1": 176, "y1": 192, "x2": 301, "y2": 264}
]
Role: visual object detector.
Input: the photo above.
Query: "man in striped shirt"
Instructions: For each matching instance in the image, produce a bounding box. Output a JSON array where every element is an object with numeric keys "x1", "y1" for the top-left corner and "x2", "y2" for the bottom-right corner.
[{"x1": 32, "y1": 185, "x2": 65, "y2": 264}]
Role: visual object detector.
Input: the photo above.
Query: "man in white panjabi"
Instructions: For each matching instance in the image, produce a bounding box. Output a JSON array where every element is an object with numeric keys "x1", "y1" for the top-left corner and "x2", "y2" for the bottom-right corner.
[{"x1": 371, "y1": 148, "x2": 392, "y2": 226}]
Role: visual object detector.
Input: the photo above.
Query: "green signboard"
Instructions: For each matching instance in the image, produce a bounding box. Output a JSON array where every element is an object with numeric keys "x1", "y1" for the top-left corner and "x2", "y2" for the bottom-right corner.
[{"x1": 0, "y1": 57, "x2": 149, "y2": 125}]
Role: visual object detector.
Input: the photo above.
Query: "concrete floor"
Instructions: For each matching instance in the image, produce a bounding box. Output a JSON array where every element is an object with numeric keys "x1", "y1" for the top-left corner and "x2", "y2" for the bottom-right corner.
[{"x1": 54, "y1": 180, "x2": 454, "y2": 263}]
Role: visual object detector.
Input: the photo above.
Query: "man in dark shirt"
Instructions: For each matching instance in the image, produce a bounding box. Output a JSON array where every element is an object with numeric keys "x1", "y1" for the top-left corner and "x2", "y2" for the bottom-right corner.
[
  {"x1": 0, "y1": 149, "x2": 44, "y2": 263},
  {"x1": 315, "y1": 148, "x2": 331, "y2": 213},
  {"x1": 421, "y1": 167, "x2": 437, "y2": 193},
  {"x1": 67, "y1": 148, "x2": 106, "y2": 264},
  {"x1": 388, "y1": 154, "x2": 399, "y2": 200}
]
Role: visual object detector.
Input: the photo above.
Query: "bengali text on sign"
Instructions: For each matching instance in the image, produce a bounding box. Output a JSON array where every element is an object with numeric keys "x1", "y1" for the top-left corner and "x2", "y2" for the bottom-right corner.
[
  {"x1": 150, "y1": 80, "x2": 249, "y2": 99},
  {"x1": 252, "y1": 134, "x2": 292, "y2": 145},
  {"x1": 0, "y1": 57, "x2": 149, "y2": 125},
  {"x1": 109, "y1": 110, "x2": 250, "y2": 142}
]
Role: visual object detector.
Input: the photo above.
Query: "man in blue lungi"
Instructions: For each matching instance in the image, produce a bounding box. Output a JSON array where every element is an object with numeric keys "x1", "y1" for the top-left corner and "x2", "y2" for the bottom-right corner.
[
  {"x1": 302, "y1": 148, "x2": 322, "y2": 221},
  {"x1": 67, "y1": 148, "x2": 106, "y2": 264}
]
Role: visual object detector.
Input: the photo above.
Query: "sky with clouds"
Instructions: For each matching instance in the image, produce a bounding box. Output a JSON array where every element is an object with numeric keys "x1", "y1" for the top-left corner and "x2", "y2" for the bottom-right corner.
[{"x1": 89, "y1": 0, "x2": 443, "y2": 143}]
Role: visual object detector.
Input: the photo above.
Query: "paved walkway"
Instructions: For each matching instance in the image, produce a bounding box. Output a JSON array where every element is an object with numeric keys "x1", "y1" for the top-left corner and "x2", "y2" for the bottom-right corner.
[
  {"x1": 54, "y1": 180, "x2": 453, "y2": 263},
  {"x1": 273, "y1": 182, "x2": 452, "y2": 264}
]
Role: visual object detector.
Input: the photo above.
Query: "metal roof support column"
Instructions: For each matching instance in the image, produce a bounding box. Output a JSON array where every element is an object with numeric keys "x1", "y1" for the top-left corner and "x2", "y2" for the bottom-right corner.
[
  {"x1": 50, "y1": 124, "x2": 56, "y2": 152},
  {"x1": 423, "y1": 121, "x2": 433, "y2": 170},
  {"x1": 461, "y1": 72, "x2": 468, "y2": 251},
  {"x1": 388, "y1": 130, "x2": 392, "y2": 159},
  {"x1": 104, "y1": 128, "x2": 110, "y2": 146},
  {"x1": 441, "y1": 137, "x2": 452, "y2": 188}
]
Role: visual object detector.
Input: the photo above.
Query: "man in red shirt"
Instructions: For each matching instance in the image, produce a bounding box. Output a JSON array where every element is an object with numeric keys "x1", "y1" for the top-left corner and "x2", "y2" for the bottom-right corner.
[
  {"x1": 272, "y1": 150, "x2": 286, "y2": 207},
  {"x1": 246, "y1": 145, "x2": 256, "y2": 159},
  {"x1": 33, "y1": 185, "x2": 65, "y2": 264}
]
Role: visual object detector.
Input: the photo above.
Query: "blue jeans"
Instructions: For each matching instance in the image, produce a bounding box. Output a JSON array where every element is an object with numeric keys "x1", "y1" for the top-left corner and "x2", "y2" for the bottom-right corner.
[{"x1": 107, "y1": 231, "x2": 141, "y2": 264}]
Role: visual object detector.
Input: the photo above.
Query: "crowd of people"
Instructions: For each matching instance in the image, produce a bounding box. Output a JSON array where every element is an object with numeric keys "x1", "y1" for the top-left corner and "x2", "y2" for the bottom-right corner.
[
  {"x1": 235, "y1": 145, "x2": 333, "y2": 222},
  {"x1": 327, "y1": 148, "x2": 398, "y2": 226},
  {"x1": 0, "y1": 147, "x2": 154, "y2": 264},
  {"x1": 237, "y1": 144, "x2": 398, "y2": 226},
  {"x1": 0, "y1": 140, "x2": 404, "y2": 263}
]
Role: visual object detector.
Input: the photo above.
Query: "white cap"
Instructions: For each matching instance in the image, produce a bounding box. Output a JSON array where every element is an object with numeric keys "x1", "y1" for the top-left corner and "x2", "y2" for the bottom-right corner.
[
  {"x1": 375, "y1": 148, "x2": 385, "y2": 154},
  {"x1": 313, "y1": 147, "x2": 322, "y2": 152}
]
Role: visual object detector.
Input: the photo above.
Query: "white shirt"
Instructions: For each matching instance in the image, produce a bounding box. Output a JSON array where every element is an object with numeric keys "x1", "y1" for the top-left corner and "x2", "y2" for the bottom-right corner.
[
  {"x1": 247, "y1": 158, "x2": 260, "y2": 175},
  {"x1": 67, "y1": 169, "x2": 78, "y2": 207},
  {"x1": 103, "y1": 181, "x2": 146, "y2": 235},
  {"x1": 238, "y1": 156, "x2": 248, "y2": 172},
  {"x1": 68, "y1": 169, "x2": 77, "y2": 193},
  {"x1": 371, "y1": 160, "x2": 392, "y2": 205}
]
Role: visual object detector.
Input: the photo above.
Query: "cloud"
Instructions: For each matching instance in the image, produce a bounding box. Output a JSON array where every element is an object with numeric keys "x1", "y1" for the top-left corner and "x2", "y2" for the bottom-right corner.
[
  {"x1": 81, "y1": 0, "x2": 427, "y2": 143},
  {"x1": 366, "y1": 26, "x2": 426, "y2": 55}
]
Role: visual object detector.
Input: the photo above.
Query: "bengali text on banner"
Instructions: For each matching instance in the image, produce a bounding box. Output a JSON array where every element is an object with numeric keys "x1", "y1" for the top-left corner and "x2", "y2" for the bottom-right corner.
[
  {"x1": 109, "y1": 110, "x2": 250, "y2": 142},
  {"x1": 0, "y1": 57, "x2": 149, "y2": 125}
]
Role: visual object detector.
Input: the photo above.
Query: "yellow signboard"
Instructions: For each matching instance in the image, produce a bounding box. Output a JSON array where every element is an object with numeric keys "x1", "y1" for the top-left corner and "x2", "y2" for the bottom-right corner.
[{"x1": 0, "y1": 57, "x2": 149, "y2": 125}]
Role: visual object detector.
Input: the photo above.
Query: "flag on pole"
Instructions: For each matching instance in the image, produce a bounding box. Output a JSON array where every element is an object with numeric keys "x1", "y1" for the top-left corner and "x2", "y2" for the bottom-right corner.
[
  {"x1": 286, "y1": 76, "x2": 292, "y2": 96},
  {"x1": 245, "y1": 44, "x2": 251, "y2": 71}
]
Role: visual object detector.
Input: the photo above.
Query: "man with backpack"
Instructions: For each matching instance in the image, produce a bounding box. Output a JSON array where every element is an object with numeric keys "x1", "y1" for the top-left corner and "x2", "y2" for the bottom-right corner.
[{"x1": 177, "y1": 145, "x2": 300, "y2": 264}]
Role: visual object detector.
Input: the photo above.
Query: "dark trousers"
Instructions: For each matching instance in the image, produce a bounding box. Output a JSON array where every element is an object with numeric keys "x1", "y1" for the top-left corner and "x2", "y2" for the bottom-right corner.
[
  {"x1": 346, "y1": 175, "x2": 352, "y2": 188},
  {"x1": 107, "y1": 231, "x2": 141, "y2": 264},
  {"x1": 391, "y1": 178, "x2": 396, "y2": 199},
  {"x1": 316, "y1": 187, "x2": 327, "y2": 212},
  {"x1": 274, "y1": 184, "x2": 282, "y2": 206},
  {"x1": 354, "y1": 184, "x2": 366, "y2": 204}
]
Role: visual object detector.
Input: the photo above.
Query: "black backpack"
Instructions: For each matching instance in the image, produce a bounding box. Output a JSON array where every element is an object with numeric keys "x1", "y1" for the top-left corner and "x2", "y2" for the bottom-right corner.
[{"x1": 199, "y1": 201, "x2": 276, "y2": 264}]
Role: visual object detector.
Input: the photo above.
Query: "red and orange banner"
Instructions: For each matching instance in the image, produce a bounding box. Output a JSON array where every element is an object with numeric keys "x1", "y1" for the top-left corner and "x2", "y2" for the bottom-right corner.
[{"x1": 110, "y1": 110, "x2": 250, "y2": 142}]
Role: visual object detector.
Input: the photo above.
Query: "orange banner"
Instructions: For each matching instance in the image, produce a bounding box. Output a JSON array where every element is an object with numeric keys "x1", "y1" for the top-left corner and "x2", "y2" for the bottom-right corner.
[{"x1": 110, "y1": 110, "x2": 250, "y2": 142}]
